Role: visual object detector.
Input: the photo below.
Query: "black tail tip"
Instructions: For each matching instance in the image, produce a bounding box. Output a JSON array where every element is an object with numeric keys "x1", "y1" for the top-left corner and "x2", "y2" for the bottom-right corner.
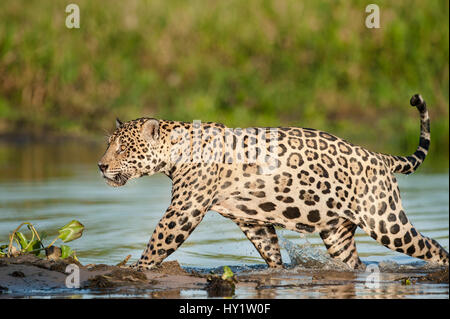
[{"x1": 410, "y1": 94, "x2": 426, "y2": 110}]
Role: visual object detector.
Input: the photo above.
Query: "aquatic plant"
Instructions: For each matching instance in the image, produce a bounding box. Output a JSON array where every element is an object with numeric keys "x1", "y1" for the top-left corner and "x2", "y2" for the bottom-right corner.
[
  {"x1": 205, "y1": 266, "x2": 238, "y2": 297},
  {"x1": 0, "y1": 220, "x2": 84, "y2": 261}
]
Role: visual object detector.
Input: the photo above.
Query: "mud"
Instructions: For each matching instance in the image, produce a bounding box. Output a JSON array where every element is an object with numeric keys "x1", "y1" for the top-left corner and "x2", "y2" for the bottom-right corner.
[
  {"x1": 0, "y1": 255, "x2": 448, "y2": 298},
  {"x1": 0, "y1": 255, "x2": 215, "y2": 298},
  {"x1": 395, "y1": 267, "x2": 449, "y2": 285},
  {"x1": 422, "y1": 267, "x2": 448, "y2": 283}
]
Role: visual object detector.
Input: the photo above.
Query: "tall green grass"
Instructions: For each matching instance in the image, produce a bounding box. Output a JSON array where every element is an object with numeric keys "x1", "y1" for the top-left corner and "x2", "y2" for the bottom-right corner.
[{"x1": 0, "y1": 0, "x2": 448, "y2": 168}]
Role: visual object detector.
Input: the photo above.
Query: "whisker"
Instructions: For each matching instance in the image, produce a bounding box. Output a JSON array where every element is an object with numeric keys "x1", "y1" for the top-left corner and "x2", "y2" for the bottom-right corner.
[{"x1": 102, "y1": 129, "x2": 112, "y2": 141}]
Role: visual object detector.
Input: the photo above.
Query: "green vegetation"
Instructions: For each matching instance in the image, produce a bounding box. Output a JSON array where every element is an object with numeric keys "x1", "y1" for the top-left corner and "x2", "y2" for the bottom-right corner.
[
  {"x1": 221, "y1": 266, "x2": 235, "y2": 281},
  {"x1": 0, "y1": 0, "x2": 448, "y2": 166},
  {"x1": 0, "y1": 220, "x2": 85, "y2": 260},
  {"x1": 206, "y1": 266, "x2": 238, "y2": 297}
]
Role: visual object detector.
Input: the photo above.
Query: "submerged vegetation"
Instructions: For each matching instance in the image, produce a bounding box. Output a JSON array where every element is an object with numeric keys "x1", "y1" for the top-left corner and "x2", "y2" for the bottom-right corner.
[{"x1": 0, "y1": 0, "x2": 448, "y2": 167}]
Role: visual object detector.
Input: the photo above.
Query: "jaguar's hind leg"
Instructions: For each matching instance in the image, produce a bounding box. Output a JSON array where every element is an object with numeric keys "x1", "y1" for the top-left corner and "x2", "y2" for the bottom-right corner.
[
  {"x1": 236, "y1": 222, "x2": 283, "y2": 268},
  {"x1": 357, "y1": 183, "x2": 449, "y2": 265},
  {"x1": 320, "y1": 219, "x2": 365, "y2": 270},
  {"x1": 361, "y1": 209, "x2": 449, "y2": 265}
]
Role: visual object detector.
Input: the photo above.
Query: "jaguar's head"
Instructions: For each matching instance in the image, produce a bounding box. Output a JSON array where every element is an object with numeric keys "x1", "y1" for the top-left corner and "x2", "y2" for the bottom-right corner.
[{"x1": 98, "y1": 118, "x2": 167, "y2": 187}]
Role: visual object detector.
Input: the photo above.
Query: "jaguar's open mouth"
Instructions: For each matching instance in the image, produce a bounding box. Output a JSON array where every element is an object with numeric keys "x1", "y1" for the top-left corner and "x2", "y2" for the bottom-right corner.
[{"x1": 103, "y1": 172, "x2": 129, "y2": 187}]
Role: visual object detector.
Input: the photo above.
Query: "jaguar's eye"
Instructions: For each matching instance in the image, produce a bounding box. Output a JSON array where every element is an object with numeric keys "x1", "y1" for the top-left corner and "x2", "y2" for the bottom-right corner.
[{"x1": 116, "y1": 144, "x2": 126, "y2": 154}]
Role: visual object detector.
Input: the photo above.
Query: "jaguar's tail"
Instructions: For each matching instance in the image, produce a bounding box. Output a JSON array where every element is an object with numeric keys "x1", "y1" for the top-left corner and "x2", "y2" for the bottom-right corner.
[{"x1": 379, "y1": 94, "x2": 430, "y2": 175}]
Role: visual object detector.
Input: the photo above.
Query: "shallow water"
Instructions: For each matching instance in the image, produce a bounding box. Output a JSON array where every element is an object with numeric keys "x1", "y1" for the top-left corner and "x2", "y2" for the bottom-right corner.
[{"x1": 0, "y1": 141, "x2": 448, "y2": 298}]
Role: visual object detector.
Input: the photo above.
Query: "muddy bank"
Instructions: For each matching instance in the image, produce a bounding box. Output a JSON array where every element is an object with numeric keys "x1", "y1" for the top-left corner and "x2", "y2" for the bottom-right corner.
[
  {"x1": 0, "y1": 255, "x2": 448, "y2": 298},
  {"x1": 0, "y1": 255, "x2": 243, "y2": 298}
]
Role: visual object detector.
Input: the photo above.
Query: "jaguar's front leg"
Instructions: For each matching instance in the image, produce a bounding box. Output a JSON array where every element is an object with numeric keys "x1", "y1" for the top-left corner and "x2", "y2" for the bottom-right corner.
[
  {"x1": 135, "y1": 204, "x2": 207, "y2": 270},
  {"x1": 236, "y1": 222, "x2": 283, "y2": 268}
]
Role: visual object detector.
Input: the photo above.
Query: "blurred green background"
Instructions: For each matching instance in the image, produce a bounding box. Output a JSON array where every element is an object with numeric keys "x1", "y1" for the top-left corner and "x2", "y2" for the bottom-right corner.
[{"x1": 0, "y1": 0, "x2": 448, "y2": 169}]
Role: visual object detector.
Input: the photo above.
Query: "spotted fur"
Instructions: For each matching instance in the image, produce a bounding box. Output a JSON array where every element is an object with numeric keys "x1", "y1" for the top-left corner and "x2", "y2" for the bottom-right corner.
[{"x1": 98, "y1": 94, "x2": 448, "y2": 270}]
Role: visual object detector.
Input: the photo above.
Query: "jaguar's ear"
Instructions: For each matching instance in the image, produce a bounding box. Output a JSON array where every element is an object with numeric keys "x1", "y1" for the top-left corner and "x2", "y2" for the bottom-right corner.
[
  {"x1": 116, "y1": 118, "x2": 123, "y2": 129},
  {"x1": 141, "y1": 119, "x2": 159, "y2": 142}
]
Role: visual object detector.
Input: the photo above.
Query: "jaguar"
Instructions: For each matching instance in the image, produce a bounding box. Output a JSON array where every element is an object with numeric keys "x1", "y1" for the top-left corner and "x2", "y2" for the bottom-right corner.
[{"x1": 98, "y1": 94, "x2": 449, "y2": 270}]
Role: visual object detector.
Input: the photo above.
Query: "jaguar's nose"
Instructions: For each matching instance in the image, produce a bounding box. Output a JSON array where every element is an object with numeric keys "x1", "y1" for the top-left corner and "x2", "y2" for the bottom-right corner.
[{"x1": 98, "y1": 163, "x2": 108, "y2": 173}]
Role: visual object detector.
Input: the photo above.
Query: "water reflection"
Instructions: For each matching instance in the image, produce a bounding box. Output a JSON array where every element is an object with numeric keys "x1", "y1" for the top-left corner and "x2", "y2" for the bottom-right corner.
[{"x1": 0, "y1": 140, "x2": 101, "y2": 181}]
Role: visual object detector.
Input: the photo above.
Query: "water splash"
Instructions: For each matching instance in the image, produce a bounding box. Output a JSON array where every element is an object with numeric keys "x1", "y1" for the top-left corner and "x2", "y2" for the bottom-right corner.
[{"x1": 279, "y1": 234, "x2": 351, "y2": 271}]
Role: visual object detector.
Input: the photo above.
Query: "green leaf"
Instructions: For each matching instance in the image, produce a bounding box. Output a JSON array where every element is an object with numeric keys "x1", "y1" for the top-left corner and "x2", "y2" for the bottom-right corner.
[
  {"x1": 14, "y1": 231, "x2": 42, "y2": 255},
  {"x1": 39, "y1": 231, "x2": 49, "y2": 241},
  {"x1": 222, "y1": 266, "x2": 234, "y2": 280},
  {"x1": 0, "y1": 244, "x2": 7, "y2": 256},
  {"x1": 58, "y1": 220, "x2": 84, "y2": 243},
  {"x1": 27, "y1": 240, "x2": 42, "y2": 255},
  {"x1": 15, "y1": 232, "x2": 28, "y2": 250},
  {"x1": 0, "y1": 244, "x2": 8, "y2": 256},
  {"x1": 60, "y1": 245, "x2": 74, "y2": 259}
]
